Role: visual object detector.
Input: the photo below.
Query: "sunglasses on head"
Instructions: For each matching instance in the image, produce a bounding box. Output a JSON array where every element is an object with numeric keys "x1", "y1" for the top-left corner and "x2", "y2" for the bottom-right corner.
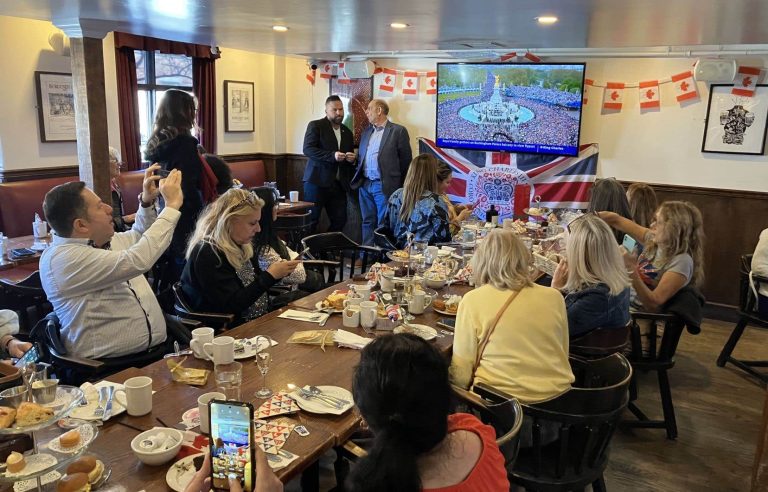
[
  {"x1": 229, "y1": 191, "x2": 259, "y2": 212},
  {"x1": 566, "y1": 211, "x2": 599, "y2": 233}
]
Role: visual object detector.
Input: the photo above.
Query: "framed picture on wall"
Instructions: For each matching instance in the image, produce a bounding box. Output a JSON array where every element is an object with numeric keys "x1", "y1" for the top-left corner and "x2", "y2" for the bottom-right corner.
[
  {"x1": 702, "y1": 84, "x2": 768, "y2": 155},
  {"x1": 224, "y1": 80, "x2": 255, "y2": 132},
  {"x1": 34, "y1": 71, "x2": 76, "y2": 142},
  {"x1": 330, "y1": 77, "x2": 374, "y2": 146}
]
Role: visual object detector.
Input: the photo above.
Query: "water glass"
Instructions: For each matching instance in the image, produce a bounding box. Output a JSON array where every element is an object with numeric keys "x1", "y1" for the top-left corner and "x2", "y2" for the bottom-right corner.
[{"x1": 214, "y1": 362, "x2": 243, "y2": 401}]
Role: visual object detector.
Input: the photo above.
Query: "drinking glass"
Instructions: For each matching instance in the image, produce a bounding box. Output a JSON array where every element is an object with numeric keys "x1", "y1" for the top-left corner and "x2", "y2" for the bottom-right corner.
[
  {"x1": 254, "y1": 352, "x2": 272, "y2": 399},
  {"x1": 214, "y1": 362, "x2": 243, "y2": 401}
]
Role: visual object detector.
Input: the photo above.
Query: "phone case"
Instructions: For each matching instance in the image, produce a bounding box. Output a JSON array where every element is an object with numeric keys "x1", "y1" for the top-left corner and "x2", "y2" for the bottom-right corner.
[{"x1": 209, "y1": 400, "x2": 254, "y2": 492}]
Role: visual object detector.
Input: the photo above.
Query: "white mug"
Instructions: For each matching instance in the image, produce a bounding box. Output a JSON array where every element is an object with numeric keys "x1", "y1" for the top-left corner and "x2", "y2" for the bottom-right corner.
[
  {"x1": 190, "y1": 327, "x2": 215, "y2": 359},
  {"x1": 33, "y1": 221, "x2": 48, "y2": 238},
  {"x1": 203, "y1": 336, "x2": 235, "y2": 365},
  {"x1": 342, "y1": 308, "x2": 360, "y2": 328},
  {"x1": 197, "y1": 391, "x2": 225, "y2": 434},
  {"x1": 343, "y1": 297, "x2": 362, "y2": 309},
  {"x1": 289, "y1": 191, "x2": 299, "y2": 203},
  {"x1": 353, "y1": 285, "x2": 371, "y2": 301},
  {"x1": 380, "y1": 273, "x2": 395, "y2": 292},
  {"x1": 408, "y1": 290, "x2": 434, "y2": 315},
  {"x1": 114, "y1": 376, "x2": 153, "y2": 416},
  {"x1": 359, "y1": 301, "x2": 378, "y2": 329}
]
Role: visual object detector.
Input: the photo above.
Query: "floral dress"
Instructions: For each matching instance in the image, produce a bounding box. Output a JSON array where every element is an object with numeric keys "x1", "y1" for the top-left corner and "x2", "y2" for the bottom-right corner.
[{"x1": 387, "y1": 189, "x2": 451, "y2": 248}]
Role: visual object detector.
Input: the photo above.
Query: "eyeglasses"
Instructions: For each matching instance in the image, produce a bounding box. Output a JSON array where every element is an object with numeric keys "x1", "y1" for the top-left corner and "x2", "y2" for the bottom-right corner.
[
  {"x1": 229, "y1": 191, "x2": 259, "y2": 212},
  {"x1": 566, "y1": 211, "x2": 599, "y2": 233}
]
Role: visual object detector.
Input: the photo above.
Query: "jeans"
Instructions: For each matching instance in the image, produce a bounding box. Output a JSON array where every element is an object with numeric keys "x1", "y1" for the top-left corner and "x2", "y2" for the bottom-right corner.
[
  {"x1": 303, "y1": 180, "x2": 347, "y2": 232},
  {"x1": 358, "y1": 179, "x2": 389, "y2": 247}
]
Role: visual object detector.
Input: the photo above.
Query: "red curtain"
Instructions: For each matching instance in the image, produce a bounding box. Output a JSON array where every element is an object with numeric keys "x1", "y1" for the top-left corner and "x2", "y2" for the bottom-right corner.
[
  {"x1": 193, "y1": 58, "x2": 217, "y2": 154},
  {"x1": 114, "y1": 47, "x2": 142, "y2": 171}
]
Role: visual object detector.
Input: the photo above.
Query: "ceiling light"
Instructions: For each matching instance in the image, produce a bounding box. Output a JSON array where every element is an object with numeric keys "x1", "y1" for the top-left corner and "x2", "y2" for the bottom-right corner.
[
  {"x1": 536, "y1": 16, "x2": 558, "y2": 25},
  {"x1": 272, "y1": 25, "x2": 289, "y2": 32},
  {"x1": 390, "y1": 22, "x2": 409, "y2": 29}
]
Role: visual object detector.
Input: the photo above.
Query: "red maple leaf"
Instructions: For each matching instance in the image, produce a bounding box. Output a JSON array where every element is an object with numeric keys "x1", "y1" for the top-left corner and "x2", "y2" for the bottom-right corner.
[
  {"x1": 324, "y1": 64, "x2": 331, "y2": 72},
  {"x1": 385, "y1": 76, "x2": 392, "y2": 84},
  {"x1": 430, "y1": 79, "x2": 436, "y2": 87},
  {"x1": 645, "y1": 89, "x2": 655, "y2": 99},
  {"x1": 680, "y1": 81, "x2": 689, "y2": 92},
  {"x1": 610, "y1": 91, "x2": 620, "y2": 101},
  {"x1": 407, "y1": 79, "x2": 413, "y2": 87},
  {"x1": 743, "y1": 76, "x2": 753, "y2": 87}
]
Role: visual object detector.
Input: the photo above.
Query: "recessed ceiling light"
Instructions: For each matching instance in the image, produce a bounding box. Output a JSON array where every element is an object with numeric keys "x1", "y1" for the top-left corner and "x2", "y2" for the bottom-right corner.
[
  {"x1": 390, "y1": 22, "x2": 409, "y2": 29},
  {"x1": 272, "y1": 25, "x2": 289, "y2": 32},
  {"x1": 536, "y1": 16, "x2": 558, "y2": 25}
]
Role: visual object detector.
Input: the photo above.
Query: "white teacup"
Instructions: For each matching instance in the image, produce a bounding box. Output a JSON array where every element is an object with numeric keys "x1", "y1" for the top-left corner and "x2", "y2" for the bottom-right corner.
[
  {"x1": 190, "y1": 327, "x2": 215, "y2": 360},
  {"x1": 408, "y1": 290, "x2": 434, "y2": 315},
  {"x1": 353, "y1": 285, "x2": 371, "y2": 301},
  {"x1": 289, "y1": 191, "x2": 299, "y2": 203},
  {"x1": 380, "y1": 273, "x2": 395, "y2": 292},
  {"x1": 114, "y1": 376, "x2": 153, "y2": 417},
  {"x1": 343, "y1": 297, "x2": 363, "y2": 309},
  {"x1": 342, "y1": 308, "x2": 361, "y2": 328},
  {"x1": 197, "y1": 391, "x2": 225, "y2": 434},
  {"x1": 359, "y1": 301, "x2": 378, "y2": 329},
  {"x1": 202, "y1": 336, "x2": 235, "y2": 365}
]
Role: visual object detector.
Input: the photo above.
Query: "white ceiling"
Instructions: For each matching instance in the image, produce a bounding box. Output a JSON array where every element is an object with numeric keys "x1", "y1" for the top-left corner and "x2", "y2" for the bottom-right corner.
[{"x1": 2, "y1": 0, "x2": 768, "y2": 59}]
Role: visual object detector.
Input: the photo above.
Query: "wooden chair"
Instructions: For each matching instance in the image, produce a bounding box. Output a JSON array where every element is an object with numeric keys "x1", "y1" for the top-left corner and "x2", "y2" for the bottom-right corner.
[
  {"x1": 301, "y1": 232, "x2": 381, "y2": 283},
  {"x1": 717, "y1": 254, "x2": 768, "y2": 384},
  {"x1": 373, "y1": 225, "x2": 398, "y2": 253},
  {"x1": 273, "y1": 212, "x2": 313, "y2": 252},
  {"x1": 0, "y1": 270, "x2": 51, "y2": 334},
  {"x1": 569, "y1": 324, "x2": 630, "y2": 359},
  {"x1": 172, "y1": 283, "x2": 234, "y2": 331}
]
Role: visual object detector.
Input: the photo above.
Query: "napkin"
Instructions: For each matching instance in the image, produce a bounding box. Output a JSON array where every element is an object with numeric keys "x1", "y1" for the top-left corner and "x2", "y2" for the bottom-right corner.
[
  {"x1": 287, "y1": 330, "x2": 335, "y2": 351},
  {"x1": 278, "y1": 309, "x2": 330, "y2": 324},
  {"x1": 334, "y1": 330, "x2": 373, "y2": 350},
  {"x1": 166, "y1": 358, "x2": 210, "y2": 386}
]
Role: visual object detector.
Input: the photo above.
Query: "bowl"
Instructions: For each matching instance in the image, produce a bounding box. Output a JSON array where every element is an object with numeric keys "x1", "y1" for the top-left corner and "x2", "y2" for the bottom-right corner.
[
  {"x1": 424, "y1": 276, "x2": 446, "y2": 289},
  {"x1": 31, "y1": 379, "x2": 59, "y2": 404},
  {"x1": 0, "y1": 385, "x2": 28, "y2": 408},
  {"x1": 130, "y1": 427, "x2": 183, "y2": 466}
]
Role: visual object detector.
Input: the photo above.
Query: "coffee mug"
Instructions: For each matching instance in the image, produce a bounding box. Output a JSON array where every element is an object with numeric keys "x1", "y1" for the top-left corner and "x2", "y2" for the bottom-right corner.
[
  {"x1": 343, "y1": 297, "x2": 362, "y2": 309},
  {"x1": 190, "y1": 327, "x2": 215, "y2": 359},
  {"x1": 359, "y1": 301, "x2": 378, "y2": 329},
  {"x1": 33, "y1": 221, "x2": 48, "y2": 238},
  {"x1": 342, "y1": 308, "x2": 360, "y2": 328},
  {"x1": 408, "y1": 290, "x2": 434, "y2": 315},
  {"x1": 380, "y1": 273, "x2": 395, "y2": 292},
  {"x1": 289, "y1": 191, "x2": 299, "y2": 203},
  {"x1": 353, "y1": 285, "x2": 371, "y2": 301},
  {"x1": 203, "y1": 336, "x2": 235, "y2": 365},
  {"x1": 114, "y1": 376, "x2": 153, "y2": 416},
  {"x1": 197, "y1": 391, "x2": 225, "y2": 434}
]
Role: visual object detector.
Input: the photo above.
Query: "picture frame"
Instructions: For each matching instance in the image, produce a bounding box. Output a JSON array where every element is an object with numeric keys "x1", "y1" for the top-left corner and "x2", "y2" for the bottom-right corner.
[
  {"x1": 701, "y1": 84, "x2": 768, "y2": 155},
  {"x1": 224, "y1": 80, "x2": 255, "y2": 132},
  {"x1": 330, "y1": 77, "x2": 374, "y2": 146},
  {"x1": 34, "y1": 71, "x2": 76, "y2": 142}
]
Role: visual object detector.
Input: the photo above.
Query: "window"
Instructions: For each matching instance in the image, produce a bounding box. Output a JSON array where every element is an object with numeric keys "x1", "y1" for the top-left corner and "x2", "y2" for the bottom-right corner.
[{"x1": 135, "y1": 50, "x2": 193, "y2": 155}]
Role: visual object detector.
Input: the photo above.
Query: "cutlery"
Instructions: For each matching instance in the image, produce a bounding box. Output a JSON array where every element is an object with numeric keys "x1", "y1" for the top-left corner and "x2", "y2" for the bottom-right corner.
[
  {"x1": 93, "y1": 387, "x2": 107, "y2": 419},
  {"x1": 102, "y1": 386, "x2": 115, "y2": 421},
  {"x1": 308, "y1": 386, "x2": 351, "y2": 405},
  {"x1": 164, "y1": 348, "x2": 193, "y2": 359},
  {"x1": 318, "y1": 314, "x2": 330, "y2": 327},
  {"x1": 294, "y1": 387, "x2": 343, "y2": 409},
  {"x1": 284, "y1": 314, "x2": 322, "y2": 322}
]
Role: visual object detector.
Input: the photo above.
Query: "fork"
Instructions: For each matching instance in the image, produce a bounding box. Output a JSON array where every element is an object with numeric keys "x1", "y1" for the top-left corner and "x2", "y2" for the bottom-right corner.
[
  {"x1": 308, "y1": 386, "x2": 350, "y2": 405},
  {"x1": 93, "y1": 386, "x2": 107, "y2": 418},
  {"x1": 295, "y1": 387, "x2": 343, "y2": 409}
]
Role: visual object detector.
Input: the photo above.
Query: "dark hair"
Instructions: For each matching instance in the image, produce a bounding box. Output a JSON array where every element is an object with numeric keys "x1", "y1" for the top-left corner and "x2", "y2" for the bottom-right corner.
[
  {"x1": 587, "y1": 178, "x2": 631, "y2": 243},
  {"x1": 43, "y1": 181, "x2": 87, "y2": 237},
  {"x1": 203, "y1": 154, "x2": 233, "y2": 195},
  {"x1": 437, "y1": 160, "x2": 452, "y2": 183},
  {"x1": 627, "y1": 183, "x2": 658, "y2": 228},
  {"x1": 251, "y1": 187, "x2": 290, "y2": 260},
  {"x1": 144, "y1": 89, "x2": 196, "y2": 159},
  {"x1": 326, "y1": 95, "x2": 342, "y2": 105},
  {"x1": 346, "y1": 334, "x2": 451, "y2": 492}
]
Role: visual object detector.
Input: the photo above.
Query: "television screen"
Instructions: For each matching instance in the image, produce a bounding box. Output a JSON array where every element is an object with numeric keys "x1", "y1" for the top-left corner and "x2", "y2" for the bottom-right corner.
[{"x1": 436, "y1": 63, "x2": 586, "y2": 156}]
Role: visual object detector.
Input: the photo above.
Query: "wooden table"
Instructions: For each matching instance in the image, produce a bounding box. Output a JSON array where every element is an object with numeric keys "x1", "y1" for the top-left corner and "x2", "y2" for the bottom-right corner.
[
  {"x1": 73, "y1": 279, "x2": 471, "y2": 490},
  {"x1": 276, "y1": 200, "x2": 314, "y2": 215},
  {"x1": 0, "y1": 235, "x2": 47, "y2": 273}
]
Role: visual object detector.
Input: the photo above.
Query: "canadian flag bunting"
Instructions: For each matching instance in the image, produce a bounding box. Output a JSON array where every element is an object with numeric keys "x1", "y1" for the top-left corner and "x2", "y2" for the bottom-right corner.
[
  {"x1": 732, "y1": 66, "x2": 762, "y2": 97},
  {"x1": 306, "y1": 69, "x2": 316, "y2": 85},
  {"x1": 319, "y1": 63, "x2": 335, "y2": 79},
  {"x1": 379, "y1": 68, "x2": 397, "y2": 93},
  {"x1": 523, "y1": 52, "x2": 542, "y2": 63},
  {"x1": 426, "y1": 71, "x2": 437, "y2": 95},
  {"x1": 337, "y1": 63, "x2": 351, "y2": 84},
  {"x1": 499, "y1": 52, "x2": 517, "y2": 62},
  {"x1": 671, "y1": 71, "x2": 698, "y2": 103},
  {"x1": 402, "y1": 71, "x2": 419, "y2": 96},
  {"x1": 583, "y1": 79, "x2": 594, "y2": 105},
  {"x1": 602, "y1": 82, "x2": 625, "y2": 110},
  {"x1": 638, "y1": 80, "x2": 660, "y2": 109}
]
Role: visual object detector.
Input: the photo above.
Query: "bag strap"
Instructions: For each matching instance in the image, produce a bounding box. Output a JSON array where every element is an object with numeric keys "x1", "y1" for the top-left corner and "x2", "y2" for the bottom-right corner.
[{"x1": 471, "y1": 290, "x2": 520, "y2": 379}]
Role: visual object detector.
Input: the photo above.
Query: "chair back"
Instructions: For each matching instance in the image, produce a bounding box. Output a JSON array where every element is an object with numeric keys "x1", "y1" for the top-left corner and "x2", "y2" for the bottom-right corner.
[
  {"x1": 510, "y1": 353, "x2": 632, "y2": 489},
  {"x1": 301, "y1": 232, "x2": 381, "y2": 282},
  {"x1": 0, "y1": 271, "x2": 51, "y2": 333},
  {"x1": 740, "y1": 254, "x2": 768, "y2": 319},
  {"x1": 273, "y1": 212, "x2": 313, "y2": 252},
  {"x1": 570, "y1": 324, "x2": 630, "y2": 359},
  {"x1": 172, "y1": 283, "x2": 234, "y2": 331},
  {"x1": 373, "y1": 226, "x2": 398, "y2": 252}
]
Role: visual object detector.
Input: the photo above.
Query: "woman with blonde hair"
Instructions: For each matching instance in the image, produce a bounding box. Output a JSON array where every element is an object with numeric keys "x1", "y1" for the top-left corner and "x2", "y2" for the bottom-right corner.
[
  {"x1": 387, "y1": 154, "x2": 451, "y2": 247},
  {"x1": 450, "y1": 229, "x2": 574, "y2": 403},
  {"x1": 180, "y1": 188, "x2": 299, "y2": 325},
  {"x1": 551, "y1": 214, "x2": 631, "y2": 336},
  {"x1": 627, "y1": 182, "x2": 658, "y2": 228},
  {"x1": 600, "y1": 200, "x2": 705, "y2": 311}
]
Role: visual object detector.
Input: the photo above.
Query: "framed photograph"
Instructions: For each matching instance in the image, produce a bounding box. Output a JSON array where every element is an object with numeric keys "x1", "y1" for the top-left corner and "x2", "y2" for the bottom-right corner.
[
  {"x1": 224, "y1": 80, "x2": 255, "y2": 132},
  {"x1": 330, "y1": 77, "x2": 374, "y2": 146},
  {"x1": 34, "y1": 71, "x2": 76, "y2": 142},
  {"x1": 702, "y1": 84, "x2": 768, "y2": 155}
]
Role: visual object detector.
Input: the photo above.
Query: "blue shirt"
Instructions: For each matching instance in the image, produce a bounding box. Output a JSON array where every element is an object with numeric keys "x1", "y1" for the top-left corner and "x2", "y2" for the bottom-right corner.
[
  {"x1": 363, "y1": 125, "x2": 386, "y2": 180},
  {"x1": 387, "y1": 188, "x2": 451, "y2": 247}
]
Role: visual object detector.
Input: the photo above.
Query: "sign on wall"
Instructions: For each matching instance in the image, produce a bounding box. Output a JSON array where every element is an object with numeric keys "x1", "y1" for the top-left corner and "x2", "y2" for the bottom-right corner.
[
  {"x1": 702, "y1": 84, "x2": 768, "y2": 155},
  {"x1": 34, "y1": 71, "x2": 76, "y2": 142},
  {"x1": 224, "y1": 80, "x2": 255, "y2": 132}
]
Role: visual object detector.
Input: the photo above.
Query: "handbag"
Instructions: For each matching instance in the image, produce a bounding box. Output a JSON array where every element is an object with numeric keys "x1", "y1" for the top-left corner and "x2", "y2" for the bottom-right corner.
[{"x1": 470, "y1": 290, "x2": 520, "y2": 382}]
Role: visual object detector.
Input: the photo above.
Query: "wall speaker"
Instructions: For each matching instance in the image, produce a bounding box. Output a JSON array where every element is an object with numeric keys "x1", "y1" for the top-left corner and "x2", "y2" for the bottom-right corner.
[
  {"x1": 342, "y1": 61, "x2": 376, "y2": 79},
  {"x1": 48, "y1": 32, "x2": 70, "y2": 57},
  {"x1": 693, "y1": 59, "x2": 737, "y2": 83}
]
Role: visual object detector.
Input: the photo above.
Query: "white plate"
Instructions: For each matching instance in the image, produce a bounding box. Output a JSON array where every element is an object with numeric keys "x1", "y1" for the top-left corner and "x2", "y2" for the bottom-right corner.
[
  {"x1": 166, "y1": 453, "x2": 204, "y2": 492},
  {"x1": 45, "y1": 423, "x2": 98, "y2": 454},
  {"x1": 432, "y1": 306, "x2": 458, "y2": 317},
  {"x1": 234, "y1": 336, "x2": 279, "y2": 360},
  {"x1": 2, "y1": 453, "x2": 58, "y2": 480},
  {"x1": 69, "y1": 382, "x2": 126, "y2": 421},
  {"x1": 289, "y1": 386, "x2": 354, "y2": 416},
  {"x1": 314, "y1": 301, "x2": 343, "y2": 314},
  {"x1": 394, "y1": 324, "x2": 438, "y2": 341},
  {"x1": 13, "y1": 471, "x2": 61, "y2": 491},
  {"x1": 0, "y1": 386, "x2": 84, "y2": 434}
]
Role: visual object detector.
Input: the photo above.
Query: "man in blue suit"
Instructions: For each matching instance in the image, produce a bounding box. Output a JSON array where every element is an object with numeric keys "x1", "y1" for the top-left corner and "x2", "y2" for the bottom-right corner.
[
  {"x1": 302, "y1": 95, "x2": 356, "y2": 232},
  {"x1": 351, "y1": 99, "x2": 412, "y2": 246}
]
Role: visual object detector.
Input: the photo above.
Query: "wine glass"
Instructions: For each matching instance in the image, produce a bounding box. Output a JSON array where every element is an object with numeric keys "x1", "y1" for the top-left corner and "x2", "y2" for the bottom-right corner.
[{"x1": 254, "y1": 351, "x2": 272, "y2": 399}]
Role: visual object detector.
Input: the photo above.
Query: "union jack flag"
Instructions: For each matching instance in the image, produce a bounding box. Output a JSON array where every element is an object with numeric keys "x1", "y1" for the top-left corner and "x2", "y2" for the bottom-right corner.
[{"x1": 418, "y1": 138, "x2": 598, "y2": 218}]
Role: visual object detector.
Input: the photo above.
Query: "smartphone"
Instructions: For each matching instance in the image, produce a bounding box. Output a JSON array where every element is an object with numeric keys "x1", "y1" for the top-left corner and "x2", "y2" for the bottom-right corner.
[
  {"x1": 622, "y1": 234, "x2": 637, "y2": 253},
  {"x1": 10, "y1": 248, "x2": 35, "y2": 257},
  {"x1": 14, "y1": 344, "x2": 41, "y2": 368},
  {"x1": 209, "y1": 400, "x2": 254, "y2": 492},
  {"x1": 155, "y1": 168, "x2": 171, "y2": 178},
  {"x1": 436, "y1": 318, "x2": 456, "y2": 331}
]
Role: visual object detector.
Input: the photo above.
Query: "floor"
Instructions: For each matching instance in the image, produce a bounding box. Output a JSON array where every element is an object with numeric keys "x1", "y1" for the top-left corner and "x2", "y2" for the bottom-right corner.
[{"x1": 287, "y1": 316, "x2": 766, "y2": 492}]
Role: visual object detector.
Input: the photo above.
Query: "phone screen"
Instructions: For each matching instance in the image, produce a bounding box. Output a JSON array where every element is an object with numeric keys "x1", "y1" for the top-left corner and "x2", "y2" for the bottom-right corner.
[
  {"x1": 14, "y1": 344, "x2": 40, "y2": 368},
  {"x1": 155, "y1": 168, "x2": 171, "y2": 177},
  {"x1": 622, "y1": 234, "x2": 637, "y2": 253},
  {"x1": 437, "y1": 318, "x2": 456, "y2": 330},
  {"x1": 209, "y1": 400, "x2": 254, "y2": 491}
]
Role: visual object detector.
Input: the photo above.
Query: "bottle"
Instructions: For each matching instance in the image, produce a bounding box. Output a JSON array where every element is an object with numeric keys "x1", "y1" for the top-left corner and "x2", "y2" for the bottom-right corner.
[{"x1": 485, "y1": 205, "x2": 499, "y2": 225}]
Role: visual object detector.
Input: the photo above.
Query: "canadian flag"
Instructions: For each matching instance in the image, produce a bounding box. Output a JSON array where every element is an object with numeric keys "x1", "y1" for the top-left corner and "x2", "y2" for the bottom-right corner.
[
  {"x1": 499, "y1": 52, "x2": 517, "y2": 62},
  {"x1": 319, "y1": 63, "x2": 336, "y2": 79},
  {"x1": 671, "y1": 71, "x2": 698, "y2": 103},
  {"x1": 523, "y1": 52, "x2": 542, "y2": 63},
  {"x1": 306, "y1": 69, "x2": 316, "y2": 85},
  {"x1": 379, "y1": 68, "x2": 397, "y2": 93},
  {"x1": 583, "y1": 79, "x2": 594, "y2": 105},
  {"x1": 426, "y1": 71, "x2": 437, "y2": 95},
  {"x1": 638, "y1": 80, "x2": 660, "y2": 109},
  {"x1": 602, "y1": 82, "x2": 625, "y2": 110},
  {"x1": 732, "y1": 66, "x2": 762, "y2": 97},
  {"x1": 337, "y1": 62, "x2": 351, "y2": 84},
  {"x1": 402, "y1": 71, "x2": 419, "y2": 96}
]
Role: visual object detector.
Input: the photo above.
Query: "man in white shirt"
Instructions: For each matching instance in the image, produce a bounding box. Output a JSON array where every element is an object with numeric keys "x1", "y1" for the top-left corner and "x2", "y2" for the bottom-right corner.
[{"x1": 40, "y1": 166, "x2": 184, "y2": 359}]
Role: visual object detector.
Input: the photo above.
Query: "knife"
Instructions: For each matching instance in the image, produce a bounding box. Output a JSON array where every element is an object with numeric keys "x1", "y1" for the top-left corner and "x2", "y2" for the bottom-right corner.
[{"x1": 102, "y1": 386, "x2": 115, "y2": 421}]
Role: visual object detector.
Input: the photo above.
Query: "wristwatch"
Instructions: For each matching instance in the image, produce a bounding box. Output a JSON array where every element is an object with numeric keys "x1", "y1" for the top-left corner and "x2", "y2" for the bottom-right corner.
[{"x1": 138, "y1": 193, "x2": 155, "y2": 208}]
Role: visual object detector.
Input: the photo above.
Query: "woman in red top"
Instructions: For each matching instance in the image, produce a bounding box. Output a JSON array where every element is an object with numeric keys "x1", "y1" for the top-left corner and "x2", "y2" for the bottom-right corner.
[{"x1": 347, "y1": 334, "x2": 509, "y2": 492}]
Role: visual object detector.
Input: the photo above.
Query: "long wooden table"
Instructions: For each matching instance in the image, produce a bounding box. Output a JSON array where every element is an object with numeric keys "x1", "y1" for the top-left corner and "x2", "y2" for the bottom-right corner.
[{"x1": 74, "y1": 279, "x2": 471, "y2": 490}]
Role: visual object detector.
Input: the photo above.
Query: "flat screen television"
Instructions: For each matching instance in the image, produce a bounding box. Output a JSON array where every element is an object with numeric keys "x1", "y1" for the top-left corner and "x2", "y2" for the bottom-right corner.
[{"x1": 436, "y1": 62, "x2": 586, "y2": 156}]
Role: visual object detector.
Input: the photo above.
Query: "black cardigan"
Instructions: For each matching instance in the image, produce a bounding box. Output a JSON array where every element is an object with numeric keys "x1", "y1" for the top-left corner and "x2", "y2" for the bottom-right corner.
[{"x1": 181, "y1": 242, "x2": 278, "y2": 325}]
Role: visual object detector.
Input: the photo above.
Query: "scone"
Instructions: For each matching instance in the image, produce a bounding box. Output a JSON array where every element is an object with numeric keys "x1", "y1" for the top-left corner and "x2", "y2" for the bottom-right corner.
[
  {"x1": 59, "y1": 429, "x2": 81, "y2": 448},
  {"x1": 0, "y1": 406, "x2": 17, "y2": 429},
  {"x1": 6, "y1": 451, "x2": 26, "y2": 473},
  {"x1": 66, "y1": 455, "x2": 104, "y2": 484},
  {"x1": 433, "y1": 299, "x2": 446, "y2": 311},
  {"x1": 15, "y1": 401, "x2": 54, "y2": 427}
]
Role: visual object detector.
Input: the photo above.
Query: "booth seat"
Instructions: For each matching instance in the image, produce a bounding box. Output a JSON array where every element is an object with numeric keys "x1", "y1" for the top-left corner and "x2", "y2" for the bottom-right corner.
[
  {"x1": 229, "y1": 160, "x2": 265, "y2": 189},
  {"x1": 0, "y1": 176, "x2": 75, "y2": 238}
]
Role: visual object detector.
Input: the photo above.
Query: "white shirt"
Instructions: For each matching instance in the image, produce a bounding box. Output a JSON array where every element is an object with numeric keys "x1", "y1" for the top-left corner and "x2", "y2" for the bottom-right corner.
[
  {"x1": 752, "y1": 228, "x2": 768, "y2": 297},
  {"x1": 40, "y1": 205, "x2": 181, "y2": 359}
]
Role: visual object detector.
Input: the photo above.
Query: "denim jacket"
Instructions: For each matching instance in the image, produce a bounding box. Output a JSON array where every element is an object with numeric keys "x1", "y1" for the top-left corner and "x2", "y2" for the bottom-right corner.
[{"x1": 564, "y1": 284, "x2": 630, "y2": 337}]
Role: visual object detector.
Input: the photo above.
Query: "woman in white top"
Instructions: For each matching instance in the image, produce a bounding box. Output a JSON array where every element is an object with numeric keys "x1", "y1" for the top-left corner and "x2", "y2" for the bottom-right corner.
[{"x1": 751, "y1": 228, "x2": 768, "y2": 315}]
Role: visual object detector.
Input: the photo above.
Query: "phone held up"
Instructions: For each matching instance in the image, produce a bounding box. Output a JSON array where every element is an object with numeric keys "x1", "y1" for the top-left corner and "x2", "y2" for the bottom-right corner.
[
  {"x1": 14, "y1": 343, "x2": 41, "y2": 368},
  {"x1": 209, "y1": 400, "x2": 255, "y2": 491},
  {"x1": 621, "y1": 234, "x2": 637, "y2": 254}
]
